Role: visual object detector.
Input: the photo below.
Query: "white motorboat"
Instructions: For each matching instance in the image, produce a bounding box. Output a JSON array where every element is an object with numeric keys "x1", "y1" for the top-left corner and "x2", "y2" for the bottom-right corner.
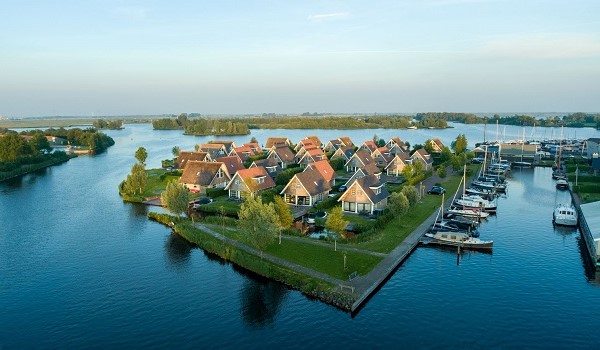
[
  {"x1": 424, "y1": 231, "x2": 493, "y2": 250},
  {"x1": 553, "y1": 204, "x2": 578, "y2": 227},
  {"x1": 556, "y1": 179, "x2": 569, "y2": 190},
  {"x1": 447, "y1": 208, "x2": 490, "y2": 219}
]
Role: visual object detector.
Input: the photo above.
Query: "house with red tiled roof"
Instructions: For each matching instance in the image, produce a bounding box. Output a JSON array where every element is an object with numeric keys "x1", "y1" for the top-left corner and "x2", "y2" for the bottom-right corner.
[
  {"x1": 298, "y1": 148, "x2": 327, "y2": 168},
  {"x1": 265, "y1": 137, "x2": 292, "y2": 149},
  {"x1": 280, "y1": 169, "x2": 331, "y2": 206},
  {"x1": 345, "y1": 150, "x2": 375, "y2": 172},
  {"x1": 386, "y1": 137, "x2": 409, "y2": 154},
  {"x1": 229, "y1": 145, "x2": 255, "y2": 162},
  {"x1": 338, "y1": 136, "x2": 354, "y2": 148},
  {"x1": 294, "y1": 139, "x2": 315, "y2": 153},
  {"x1": 371, "y1": 146, "x2": 394, "y2": 168},
  {"x1": 215, "y1": 156, "x2": 246, "y2": 177},
  {"x1": 305, "y1": 160, "x2": 336, "y2": 187},
  {"x1": 243, "y1": 142, "x2": 263, "y2": 154},
  {"x1": 295, "y1": 144, "x2": 318, "y2": 160},
  {"x1": 427, "y1": 138, "x2": 444, "y2": 153},
  {"x1": 176, "y1": 151, "x2": 212, "y2": 169},
  {"x1": 358, "y1": 140, "x2": 378, "y2": 153},
  {"x1": 411, "y1": 148, "x2": 433, "y2": 170},
  {"x1": 338, "y1": 175, "x2": 389, "y2": 215},
  {"x1": 208, "y1": 140, "x2": 236, "y2": 154},
  {"x1": 225, "y1": 166, "x2": 275, "y2": 199},
  {"x1": 305, "y1": 135, "x2": 322, "y2": 148},
  {"x1": 384, "y1": 153, "x2": 410, "y2": 176},
  {"x1": 179, "y1": 161, "x2": 230, "y2": 194}
]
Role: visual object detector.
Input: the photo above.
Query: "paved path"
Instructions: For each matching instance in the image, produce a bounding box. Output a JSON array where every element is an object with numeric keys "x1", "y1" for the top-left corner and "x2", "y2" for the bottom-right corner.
[{"x1": 193, "y1": 223, "x2": 347, "y2": 287}]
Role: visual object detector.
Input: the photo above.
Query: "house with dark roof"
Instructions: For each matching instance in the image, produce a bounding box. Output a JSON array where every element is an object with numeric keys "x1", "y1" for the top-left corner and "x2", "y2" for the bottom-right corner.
[
  {"x1": 250, "y1": 158, "x2": 282, "y2": 178},
  {"x1": 229, "y1": 145, "x2": 255, "y2": 162},
  {"x1": 345, "y1": 150, "x2": 375, "y2": 172},
  {"x1": 215, "y1": 156, "x2": 246, "y2": 177},
  {"x1": 358, "y1": 140, "x2": 378, "y2": 153},
  {"x1": 280, "y1": 169, "x2": 331, "y2": 206},
  {"x1": 371, "y1": 147, "x2": 394, "y2": 168},
  {"x1": 345, "y1": 163, "x2": 381, "y2": 187},
  {"x1": 295, "y1": 144, "x2": 318, "y2": 161},
  {"x1": 305, "y1": 160, "x2": 336, "y2": 187},
  {"x1": 179, "y1": 161, "x2": 230, "y2": 194},
  {"x1": 385, "y1": 153, "x2": 410, "y2": 176},
  {"x1": 225, "y1": 166, "x2": 275, "y2": 199},
  {"x1": 197, "y1": 143, "x2": 228, "y2": 159},
  {"x1": 331, "y1": 146, "x2": 355, "y2": 162},
  {"x1": 323, "y1": 139, "x2": 343, "y2": 152},
  {"x1": 176, "y1": 151, "x2": 212, "y2": 169},
  {"x1": 386, "y1": 137, "x2": 409, "y2": 154},
  {"x1": 586, "y1": 138, "x2": 600, "y2": 159},
  {"x1": 338, "y1": 174, "x2": 389, "y2": 215},
  {"x1": 298, "y1": 148, "x2": 327, "y2": 167},
  {"x1": 209, "y1": 140, "x2": 236, "y2": 154},
  {"x1": 267, "y1": 146, "x2": 296, "y2": 169},
  {"x1": 411, "y1": 148, "x2": 433, "y2": 170},
  {"x1": 265, "y1": 137, "x2": 292, "y2": 149}
]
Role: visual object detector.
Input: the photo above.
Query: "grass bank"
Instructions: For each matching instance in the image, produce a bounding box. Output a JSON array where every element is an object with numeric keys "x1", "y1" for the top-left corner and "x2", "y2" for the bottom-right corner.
[{"x1": 149, "y1": 213, "x2": 356, "y2": 310}]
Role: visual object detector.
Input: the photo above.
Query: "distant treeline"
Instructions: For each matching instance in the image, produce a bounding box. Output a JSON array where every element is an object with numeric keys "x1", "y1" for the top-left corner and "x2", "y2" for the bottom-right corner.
[
  {"x1": 416, "y1": 112, "x2": 600, "y2": 128},
  {"x1": 93, "y1": 119, "x2": 123, "y2": 129},
  {"x1": 152, "y1": 114, "x2": 449, "y2": 131},
  {"x1": 152, "y1": 114, "x2": 250, "y2": 135}
]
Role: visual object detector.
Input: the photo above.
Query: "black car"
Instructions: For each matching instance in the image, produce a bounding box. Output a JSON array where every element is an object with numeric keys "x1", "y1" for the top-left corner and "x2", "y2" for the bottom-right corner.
[{"x1": 427, "y1": 186, "x2": 446, "y2": 195}]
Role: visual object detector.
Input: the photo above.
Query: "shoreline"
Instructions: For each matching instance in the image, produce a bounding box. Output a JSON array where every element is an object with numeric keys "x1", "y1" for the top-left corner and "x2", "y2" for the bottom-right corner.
[{"x1": 0, "y1": 154, "x2": 77, "y2": 183}]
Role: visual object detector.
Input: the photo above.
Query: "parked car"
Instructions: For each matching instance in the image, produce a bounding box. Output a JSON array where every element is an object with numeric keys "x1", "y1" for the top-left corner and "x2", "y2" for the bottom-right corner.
[
  {"x1": 427, "y1": 186, "x2": 446, "y2": 195},
  {"x1": 192, "y1": 197, "x2": 213, "y2": 209},
  {"x1": 338, "y1": 185, "x2": 347, "y2": 192}
]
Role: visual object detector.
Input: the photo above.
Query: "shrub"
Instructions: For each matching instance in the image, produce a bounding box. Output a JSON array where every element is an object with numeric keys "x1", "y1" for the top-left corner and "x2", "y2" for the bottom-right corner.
[{"x1": 206, "y1": 188, "x2": 227, "y2": 198}]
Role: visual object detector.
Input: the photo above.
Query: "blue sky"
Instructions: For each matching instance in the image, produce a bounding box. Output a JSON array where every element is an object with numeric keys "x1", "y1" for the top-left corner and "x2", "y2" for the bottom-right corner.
[{"x1": 1, "y1": 0, "x2": 599, "y2": 117}]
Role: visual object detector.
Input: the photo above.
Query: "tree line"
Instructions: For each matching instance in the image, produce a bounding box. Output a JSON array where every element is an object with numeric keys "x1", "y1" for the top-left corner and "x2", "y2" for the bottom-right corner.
[
  {"x1": 152, "y1": 113, "x2": 250, "y2": 135},
  {"x1": 416, "y1": 112, "x2": 600, "y2": 128},
  {"x1": 93, "y1": 119, "x2": 123, "y2": 129}
]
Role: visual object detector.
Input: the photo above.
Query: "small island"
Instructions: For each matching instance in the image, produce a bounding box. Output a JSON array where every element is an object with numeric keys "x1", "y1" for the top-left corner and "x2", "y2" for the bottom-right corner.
[{"x1": 119, "y1": 133, "x2": 472, "y2": 311}]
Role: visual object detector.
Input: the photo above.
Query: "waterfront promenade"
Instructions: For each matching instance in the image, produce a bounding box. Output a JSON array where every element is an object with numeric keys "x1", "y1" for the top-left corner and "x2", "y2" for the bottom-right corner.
[{"x1": 193, "y1": 166, "x2": 455, "y2": 311}]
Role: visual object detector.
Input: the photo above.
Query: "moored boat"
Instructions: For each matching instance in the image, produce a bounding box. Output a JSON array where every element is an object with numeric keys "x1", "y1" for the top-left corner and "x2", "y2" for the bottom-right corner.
[
  {"x1": 553, "y1": 204, "x2": 578, "y2": 227},
  {"x1": 556, "y1": 179, "x2": 569, "y2": 190},
  {"x1": 423, "y1": 231, "x2": 493, "y2": 250}
]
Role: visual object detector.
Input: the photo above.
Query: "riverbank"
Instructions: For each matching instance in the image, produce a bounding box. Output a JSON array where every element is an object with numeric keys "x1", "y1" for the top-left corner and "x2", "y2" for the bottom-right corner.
[
  {"x1": 0, "y1": 153, "x2": 77, "y2": 182},
  {"x1": 145, "y1": 165, "x2": 467, "y2": 311}
]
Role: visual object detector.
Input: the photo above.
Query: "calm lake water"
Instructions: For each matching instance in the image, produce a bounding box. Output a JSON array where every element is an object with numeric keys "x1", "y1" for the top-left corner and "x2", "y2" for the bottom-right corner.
[{"x1": 1, "y1": 123, "x2": 599, "y2": 349}]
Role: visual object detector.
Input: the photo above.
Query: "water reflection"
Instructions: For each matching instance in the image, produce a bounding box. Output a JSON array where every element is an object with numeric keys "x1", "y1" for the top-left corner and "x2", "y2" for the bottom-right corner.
[
  {"x1": 239, "y1": 277, "x2": 288, "y2": 328},
  {"x1": 576, "y1": 235, "x2": 600, "y2": 286},
  {"x1": 129, "y1": 203, "x2": 149, "y2": 217},
  {"x1": 164, "y1": 233, "x2": 194, "y2": 268}
]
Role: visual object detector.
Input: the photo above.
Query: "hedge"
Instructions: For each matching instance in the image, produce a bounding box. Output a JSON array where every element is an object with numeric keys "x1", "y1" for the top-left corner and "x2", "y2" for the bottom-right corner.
[{"x1": 206, "y1": 188, "x2": 228, "y2": 198}]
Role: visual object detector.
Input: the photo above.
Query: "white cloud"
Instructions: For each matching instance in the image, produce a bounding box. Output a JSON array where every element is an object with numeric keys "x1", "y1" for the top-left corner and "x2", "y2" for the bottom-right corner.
[{"x1": 307, "y1": 12, "x2": 349, "y2": 22}]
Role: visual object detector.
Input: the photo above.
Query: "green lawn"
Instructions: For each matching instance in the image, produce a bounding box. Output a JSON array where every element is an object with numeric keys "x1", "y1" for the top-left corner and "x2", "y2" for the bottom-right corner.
[
  {"x1": 142, "y1": 169, "x2": 180, "y2": 198},
  {"x1": 349, "y1": 168, "x2": 467, "y2": 253}
]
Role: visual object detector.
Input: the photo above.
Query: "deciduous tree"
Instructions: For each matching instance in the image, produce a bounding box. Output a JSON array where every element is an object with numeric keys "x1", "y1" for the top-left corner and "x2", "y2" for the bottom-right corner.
[
  {"x1": 401, "y1": 186, "x2": 419, "y2": 206},
  {"x1": 388, "y1": 192, "x2": 409, "y2": 222},
  {"x1": 273, "y1": 196, "x2": 293, "y2": 230},
  {"x1": 135, "y1": 147, "x2": 148, "y2": 165},
  {"x1": 325, "y1": 207, "x2": 349, "y2": 239},
  {"x1": 238, "y1": 197, "x2": 278, "y2": 257},
  {"x1": 161, "y1": 180, "x2": 190, "y2": 218}
]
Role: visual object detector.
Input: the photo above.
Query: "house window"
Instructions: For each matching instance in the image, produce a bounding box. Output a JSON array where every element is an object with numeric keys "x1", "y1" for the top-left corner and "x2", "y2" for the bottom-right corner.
[
  {"x1": 351, "y1": 189, "x2": 356, "y2": 195},
  {"x1": 216, "y1": 170, "x2": 223, "y2": 178},
  {"x1": 296, "y1": 183, "x2": 301, "y2": 189},
  {"x1": 234, "y1": 179, "x2": 241, "y2": 185},
  {"x1": 357, "y1": 190, "x2": 362, "y2": 196}
]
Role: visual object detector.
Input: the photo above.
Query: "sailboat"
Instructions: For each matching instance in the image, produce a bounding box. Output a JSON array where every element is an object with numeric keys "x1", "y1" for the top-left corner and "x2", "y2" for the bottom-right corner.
[
  {"x1": 447, "y1": 165, "x2": 490, "y2": 219},
  {"x1": 552, "y1": 126, "x2": 566, "y2": 180},
  {"x1": 513, "y1": 128, "x2": 532, "y2": 167}
]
